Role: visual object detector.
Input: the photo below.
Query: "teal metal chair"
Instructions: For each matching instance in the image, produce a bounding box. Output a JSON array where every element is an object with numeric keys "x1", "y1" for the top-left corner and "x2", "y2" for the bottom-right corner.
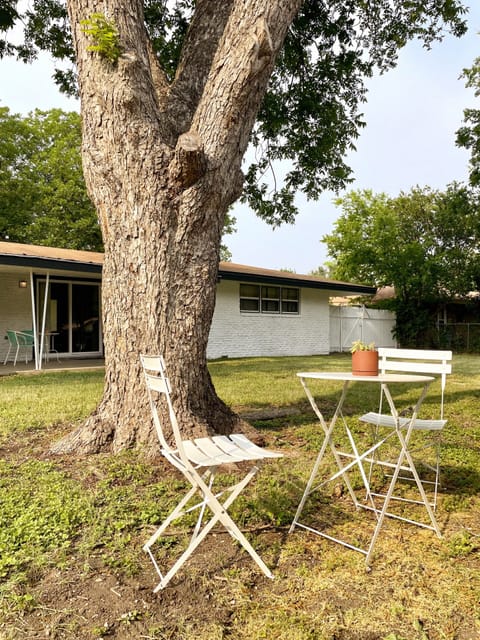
[{"x1": 3, "y1": 330, "x2": 35, "y2": 366}]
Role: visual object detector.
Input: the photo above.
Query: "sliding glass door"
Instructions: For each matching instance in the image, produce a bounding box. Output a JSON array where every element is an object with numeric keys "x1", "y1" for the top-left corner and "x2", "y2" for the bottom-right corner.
[{"x1": 37, "y1": 279, "x2": 102, "y2": 357}]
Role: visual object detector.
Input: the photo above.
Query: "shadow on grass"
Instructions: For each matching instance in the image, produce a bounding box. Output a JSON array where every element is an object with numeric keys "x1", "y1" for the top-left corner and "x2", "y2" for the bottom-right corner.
[{"x1": 441, "y1": 463, "x2": 480, "y2": 495}]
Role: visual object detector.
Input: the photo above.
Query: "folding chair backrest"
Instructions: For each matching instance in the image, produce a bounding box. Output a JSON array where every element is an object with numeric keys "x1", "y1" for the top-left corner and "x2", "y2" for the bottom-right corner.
[
  {"x1": 378, "y1": 348, "x2": 452, "y2": 419},
  {"x1": 140, "y1": 355, "x2": 186, "y2": 460}
]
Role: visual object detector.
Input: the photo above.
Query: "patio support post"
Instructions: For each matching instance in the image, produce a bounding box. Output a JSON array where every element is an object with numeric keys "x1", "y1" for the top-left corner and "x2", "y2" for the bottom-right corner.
[
  {"x1": 39, "y1": 273, "x2": 50, "y2": 369},
  {"x1": 29, "y1": 270, "x2": 40, "y2": 370}
]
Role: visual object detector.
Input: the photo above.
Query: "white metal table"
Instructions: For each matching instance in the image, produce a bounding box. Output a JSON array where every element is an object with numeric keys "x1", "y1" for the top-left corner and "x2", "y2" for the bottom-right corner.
[
  {"x1": 289, "y1": 371, "x2": 440, "y2": 565},
  {"x1": 39, "y1": 331, "x2": 60, "y2": 362}
]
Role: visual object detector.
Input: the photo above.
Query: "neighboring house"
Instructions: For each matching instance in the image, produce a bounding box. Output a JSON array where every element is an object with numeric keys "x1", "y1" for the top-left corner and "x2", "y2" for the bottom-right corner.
[{"x1": 0, "y1": 241, "x2": 375, "y2": 365}]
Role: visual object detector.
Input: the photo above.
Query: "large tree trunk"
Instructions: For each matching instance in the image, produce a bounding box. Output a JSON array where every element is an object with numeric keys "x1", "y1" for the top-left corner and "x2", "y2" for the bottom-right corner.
[{"x1": 52, "y1": 0, "x2": 302, "y2": 456}]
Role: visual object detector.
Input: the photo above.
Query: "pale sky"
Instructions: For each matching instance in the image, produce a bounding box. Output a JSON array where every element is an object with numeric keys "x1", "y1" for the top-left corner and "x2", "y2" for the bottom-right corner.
[{"x1": 1, "y1": 4, "x2": 479, "y2": 274}]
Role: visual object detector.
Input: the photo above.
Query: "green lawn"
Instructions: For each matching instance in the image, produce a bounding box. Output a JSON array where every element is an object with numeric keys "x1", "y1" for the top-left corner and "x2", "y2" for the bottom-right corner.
[{"x1": 0, "y1": 354, "x2": 479, "y2": 639}]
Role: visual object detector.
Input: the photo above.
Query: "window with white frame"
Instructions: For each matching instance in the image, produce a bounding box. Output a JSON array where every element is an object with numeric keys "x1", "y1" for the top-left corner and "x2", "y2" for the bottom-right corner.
[{"x1": 239, "y1": 283, "x2": 299, "y2": 314}]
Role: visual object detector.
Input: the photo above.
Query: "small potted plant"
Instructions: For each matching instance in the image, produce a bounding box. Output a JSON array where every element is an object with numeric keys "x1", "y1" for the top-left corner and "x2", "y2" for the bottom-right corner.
[{"x1": 350, "y1": 340, "x2": 379, "y2": 376}]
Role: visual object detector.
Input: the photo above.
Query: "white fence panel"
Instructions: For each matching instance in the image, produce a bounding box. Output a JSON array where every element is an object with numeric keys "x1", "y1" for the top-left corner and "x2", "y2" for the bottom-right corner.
[{"x1": 329, "y1": 305, "x2": 396, "y2": 352}]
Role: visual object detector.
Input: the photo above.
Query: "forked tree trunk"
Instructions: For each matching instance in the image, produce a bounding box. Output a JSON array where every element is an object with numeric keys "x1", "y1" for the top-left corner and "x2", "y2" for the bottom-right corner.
[{"x1": 51, "y1": 0, "x2": 302, "y2": 456}]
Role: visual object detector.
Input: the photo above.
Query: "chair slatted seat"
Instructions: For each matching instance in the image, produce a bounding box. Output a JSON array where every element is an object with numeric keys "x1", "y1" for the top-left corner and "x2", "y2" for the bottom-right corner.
[{"x1": 360, "y1": 412, "x2": 446, "y2": 431}]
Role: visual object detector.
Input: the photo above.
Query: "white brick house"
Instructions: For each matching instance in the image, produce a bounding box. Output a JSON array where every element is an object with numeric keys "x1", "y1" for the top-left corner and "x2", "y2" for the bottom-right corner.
[{"x1": 0, "y1": 241, "x2": 375, "y2": 365}]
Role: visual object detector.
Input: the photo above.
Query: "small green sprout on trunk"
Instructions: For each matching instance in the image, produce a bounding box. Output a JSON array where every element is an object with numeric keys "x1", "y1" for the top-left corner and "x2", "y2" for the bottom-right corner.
[{"x1": 80, "y1": 13, "x2": 121, "y2": 64}]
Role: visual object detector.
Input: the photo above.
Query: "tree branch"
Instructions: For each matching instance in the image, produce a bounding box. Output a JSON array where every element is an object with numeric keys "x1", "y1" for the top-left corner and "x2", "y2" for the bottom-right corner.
[
  {"x1": 165, "y1": 0, "x2": 235, "y2": 135},
  {"x1": 192, "y1": 0, "x2": 303, "y2": 167},
  {"x1": 168, "y1": 131, "x2": 207, "y2": 191}
]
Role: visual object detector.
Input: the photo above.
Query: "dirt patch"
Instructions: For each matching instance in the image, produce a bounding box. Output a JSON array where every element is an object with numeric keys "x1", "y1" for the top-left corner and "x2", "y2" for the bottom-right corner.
[{"x1": 4, "y1": 533, "x2": 276, "y2": 639}]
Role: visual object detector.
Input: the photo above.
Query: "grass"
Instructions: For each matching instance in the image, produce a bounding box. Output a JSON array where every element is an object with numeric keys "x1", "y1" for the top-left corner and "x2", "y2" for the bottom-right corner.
[
  {"x1": 0, "y1": 370, "x2": 102, "y2": 435},
  {"x1": 0, "y1": 354, "x2": 479, "y2": 639}
]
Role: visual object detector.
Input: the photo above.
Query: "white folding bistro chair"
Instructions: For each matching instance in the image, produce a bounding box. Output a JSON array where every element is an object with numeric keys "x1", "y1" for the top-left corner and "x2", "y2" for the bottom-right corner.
[
  {"x1": 141, "y1": 355, "x2": 283, "y2": 591},
  {"x1": 360, "y1": 348, "x2": 452, "y2": 517}
]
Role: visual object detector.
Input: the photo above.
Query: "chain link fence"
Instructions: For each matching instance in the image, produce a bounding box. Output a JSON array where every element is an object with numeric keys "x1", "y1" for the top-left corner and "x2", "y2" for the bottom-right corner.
[{"x1": 437, "y1": 323, "x2": 480, "y2": 352}]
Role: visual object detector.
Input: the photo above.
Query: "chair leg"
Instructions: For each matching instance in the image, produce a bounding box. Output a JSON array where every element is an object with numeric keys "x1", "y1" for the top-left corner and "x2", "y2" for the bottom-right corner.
[
  {"x1": 191, "y1": 473, "x2": 214, "y2": 541},
  {"x1": 197, "y1": 466, "x2": 274, "y2": 580},
  {"x1": 144, "y1": 484, "x2": 199, "y2": 551},
  {"x1": 145, "y1": 464, "x2": 272, "y2": 591},
  {"x1": 3, "y1": 345, "x2": 11, "y2": 365},
  {"x1": 432, "y1": 438, "x2": 441, "y2": 511},
  {"x1": 158, "y1": 466, "x2": 271, "y2": 592}
]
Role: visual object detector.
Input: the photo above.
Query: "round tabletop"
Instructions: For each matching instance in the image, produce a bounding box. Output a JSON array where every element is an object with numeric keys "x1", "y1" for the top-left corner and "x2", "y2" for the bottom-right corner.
[{"x1": 296, "y1": 372, "x2": 434, "y2": 383}]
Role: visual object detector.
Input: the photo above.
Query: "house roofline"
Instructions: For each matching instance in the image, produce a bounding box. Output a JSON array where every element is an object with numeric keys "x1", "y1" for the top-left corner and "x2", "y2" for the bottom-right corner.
[
  {"x1": 0, "y1": 254, "x2": 102, "y2": 274},
  {"x1": 219, "y1": 263, "x2": 375, "y2": 295},
  {"x1": 0, "y1": 241, "x2": 103, "y2": 274},
  {"x1": 0, "y1": 241, "x2": 375, "y2": 294}
]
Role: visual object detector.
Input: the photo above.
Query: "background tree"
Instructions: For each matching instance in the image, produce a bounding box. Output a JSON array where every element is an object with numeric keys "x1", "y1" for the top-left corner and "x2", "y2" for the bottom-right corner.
[
  {"x1": 323, "y1": 185, "x2": 480, "y2": 346},
  {"x1": 220, "y1": 211, "x2": 236, "y2": 262},
  {"x1": 456, "y1": 54, "x2": 480, "y2": 186},
  {"x1": 1, "y1": 1, "x2": 469, "y2": 455},
  {"x1": 0, "y1": 105, "x2": 235, "y2": 256},
  {"x1": 309, "y1": 264, "x2": 338, "y2": 279},
  {"x1": 0, "y1": 107, "x2": 101, "y2": 250}
]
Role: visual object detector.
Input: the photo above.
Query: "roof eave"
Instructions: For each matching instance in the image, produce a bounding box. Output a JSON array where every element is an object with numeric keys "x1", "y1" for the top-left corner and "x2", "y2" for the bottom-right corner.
[
  {"x1": 218, "y1": 268, "x2": 375, "y2": 295},
  {"x1": 0, "y1": 254, "x2": 102, "y2": 274}
]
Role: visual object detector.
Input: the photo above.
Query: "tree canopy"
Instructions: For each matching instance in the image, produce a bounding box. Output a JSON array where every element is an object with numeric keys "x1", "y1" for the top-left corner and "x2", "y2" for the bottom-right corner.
[
  {"x1": 0, "y1": 1, "x2": 17, "y2": 33},
  {"x1": 456, "y1": 54, "x2": 480, "y2": 187},
  {"x1": 323, "y1": 186, "x2": 480, "y2": 345},
  {"x1": 1, "y1": 0, "x2": 469, "y2": 225},
  {"x1": 0, "y1": 106, "x2": 101, "y2": 250}
]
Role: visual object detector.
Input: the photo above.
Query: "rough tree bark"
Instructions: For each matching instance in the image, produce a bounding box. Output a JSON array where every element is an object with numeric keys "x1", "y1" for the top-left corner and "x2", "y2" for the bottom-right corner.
[{"x1": 51, "y1": 0, "x2": 303, "y2": 455}]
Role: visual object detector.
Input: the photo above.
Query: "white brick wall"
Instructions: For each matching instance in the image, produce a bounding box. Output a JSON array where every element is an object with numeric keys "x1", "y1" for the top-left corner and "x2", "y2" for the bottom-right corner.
[
  {"x1": 207, "y1": 280, "x2": 330, "y2": 359},
  {"x1": 0, "y1": 272, "x2": 35, "y2": 362}
]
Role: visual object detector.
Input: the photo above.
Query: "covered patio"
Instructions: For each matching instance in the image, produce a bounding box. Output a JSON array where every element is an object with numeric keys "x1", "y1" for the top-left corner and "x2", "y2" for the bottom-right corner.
[
  {"x1": 0, "y1": 241, "x2": 104, "y2": 369},
  {"x1": 1, "y1": 357, "x2": 105, "y2": 377}
]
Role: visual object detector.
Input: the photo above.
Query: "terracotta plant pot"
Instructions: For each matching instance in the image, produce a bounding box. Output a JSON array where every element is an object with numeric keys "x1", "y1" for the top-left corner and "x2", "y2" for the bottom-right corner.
[{"x1": 352, "y1": 350, "x2": 379, "y2": 376}]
